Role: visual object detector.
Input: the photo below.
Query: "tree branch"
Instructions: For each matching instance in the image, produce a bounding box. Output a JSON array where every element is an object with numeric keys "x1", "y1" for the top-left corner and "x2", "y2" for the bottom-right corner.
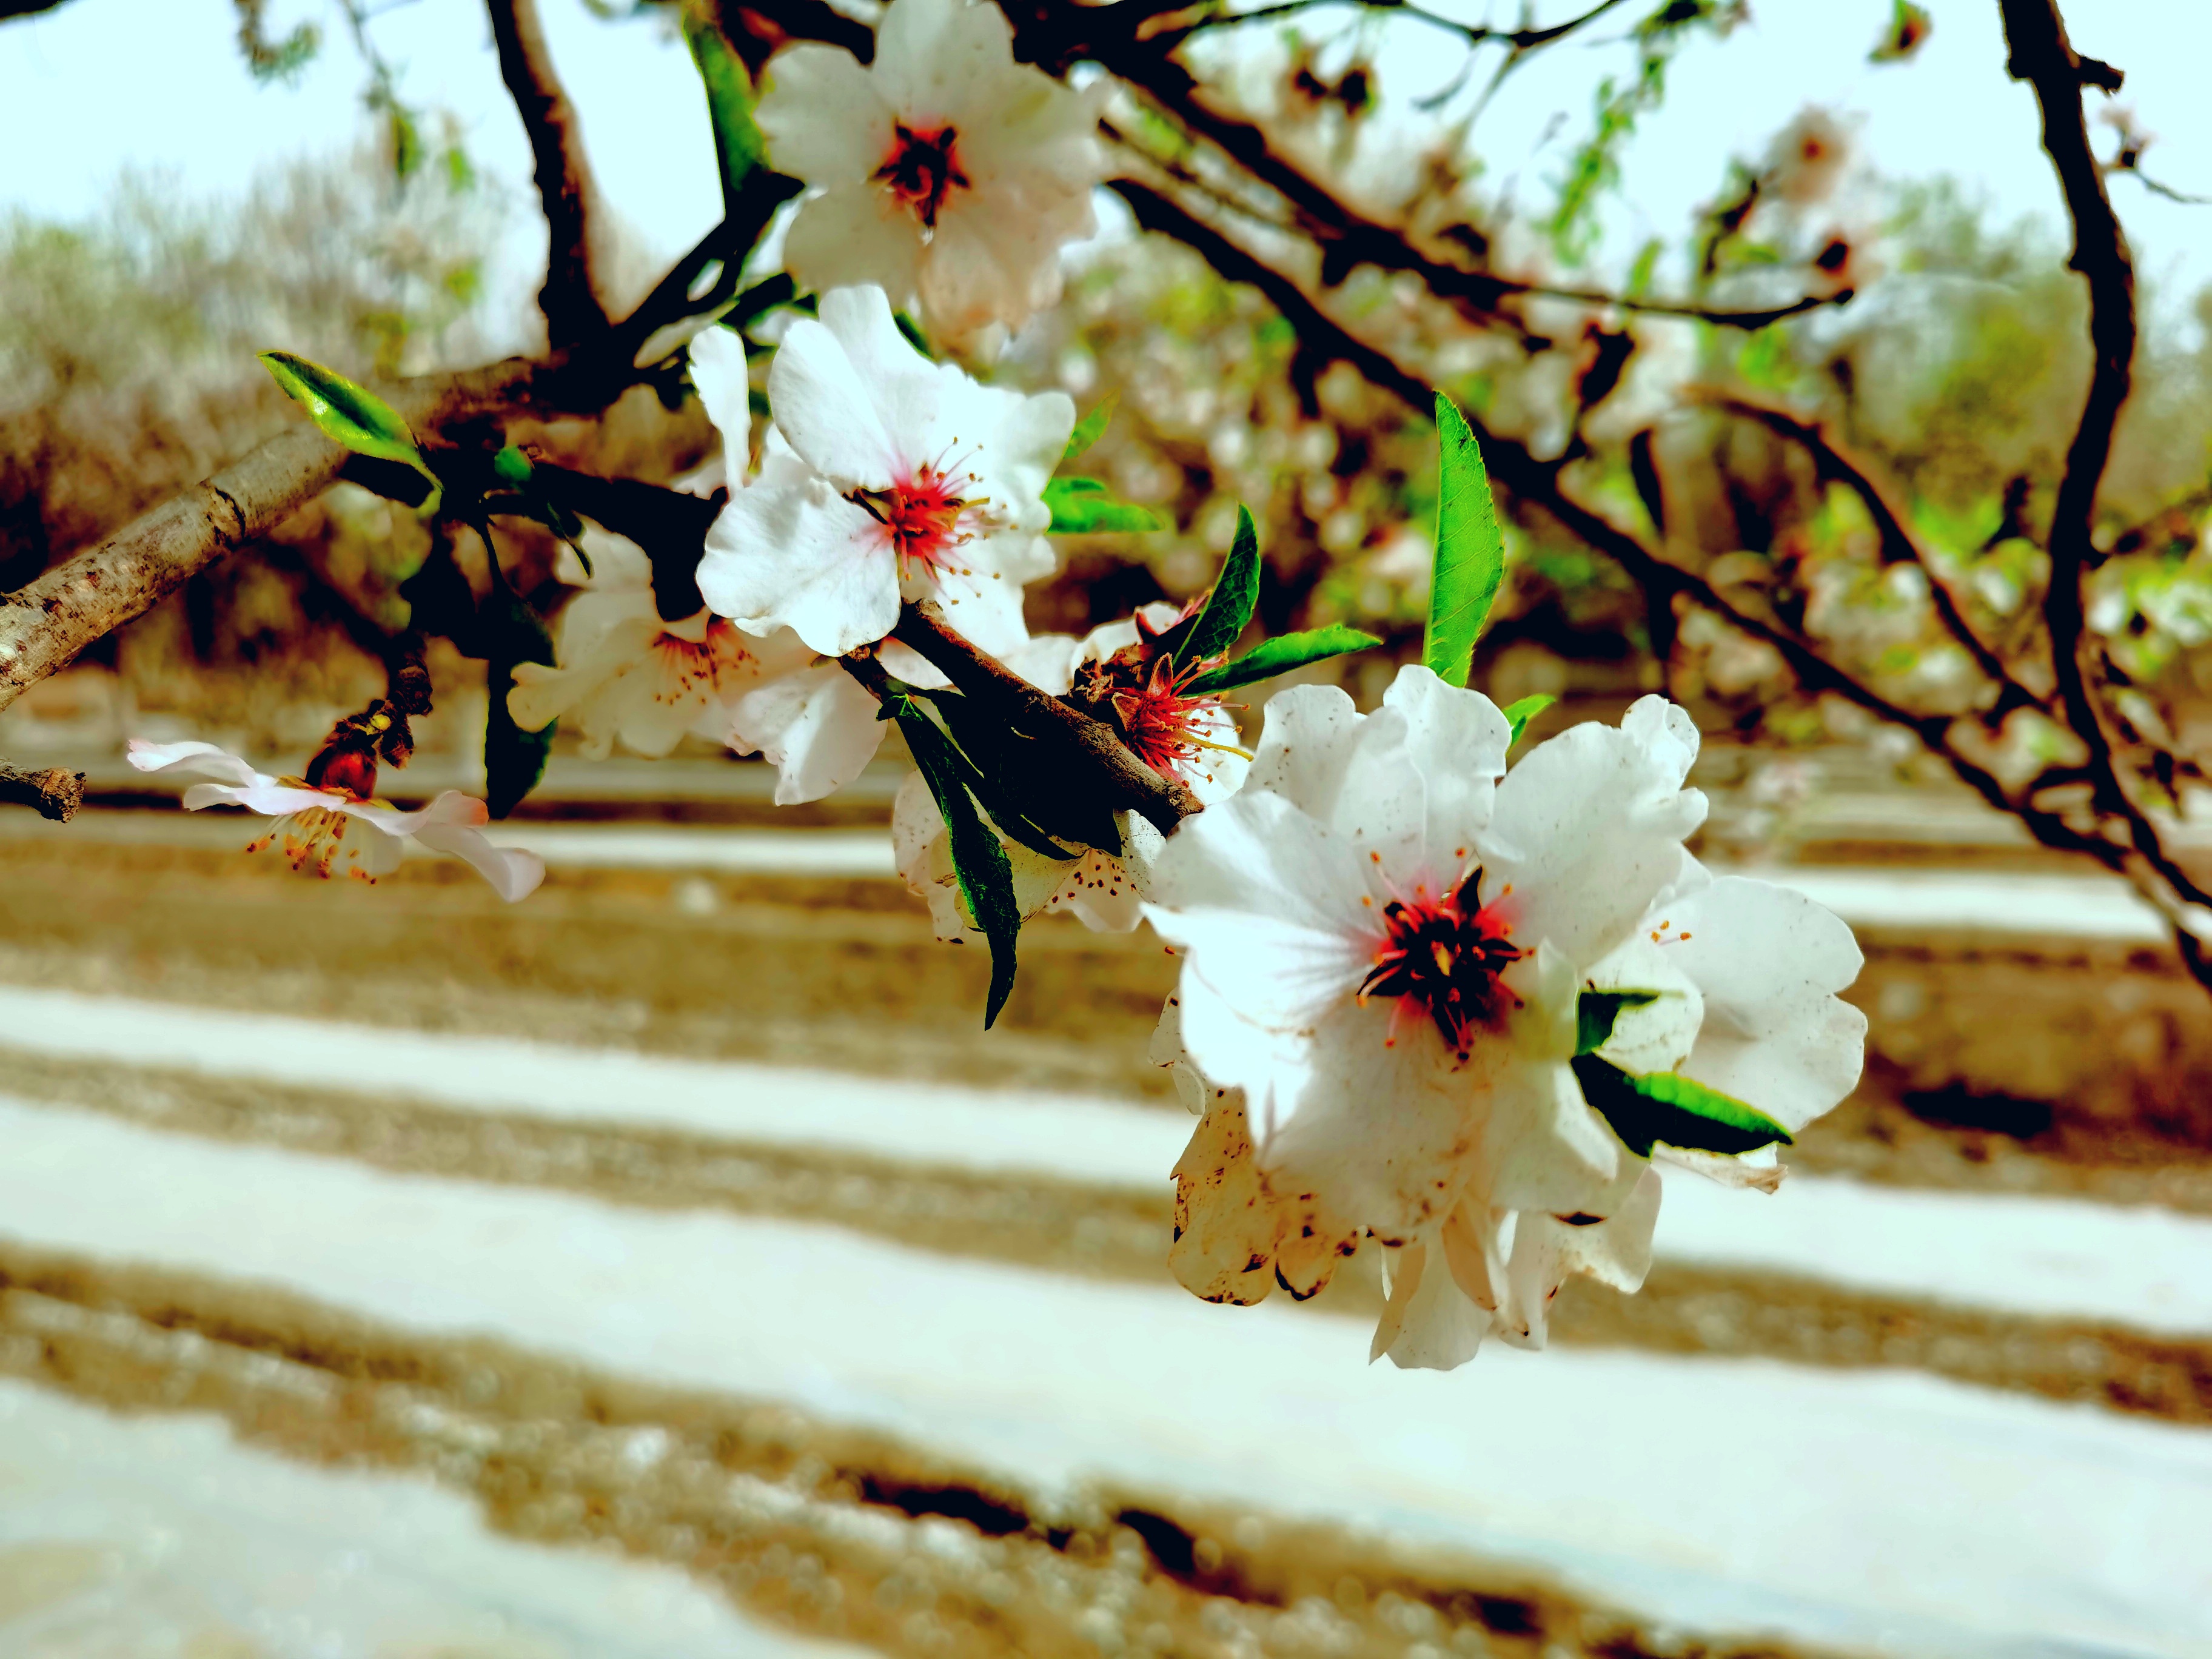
[
  {"x1": 1706, "y1": 394, "x2": 2042, "y2": 715},
  {"x1": 487, "y1": 0, "x2": 612, "y2": 350},
  {"x1": 890, "y1": 602, "x2": 1202, "y2": 835},
  {"x1": 0, "y1": 761, "x2": 84, "y2": 821},
  {"x1": 0, "y1": 355, "x2": 552, "y2": 720},
  {"x1": 2001, "y1": 0, "x2": 2212, "y2": 949}
]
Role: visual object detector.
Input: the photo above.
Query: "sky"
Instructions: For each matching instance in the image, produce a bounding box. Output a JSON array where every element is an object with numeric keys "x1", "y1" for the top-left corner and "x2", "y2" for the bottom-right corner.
[{"x1": 2, "y1": 0, "x2": 2210, "y2": 324}]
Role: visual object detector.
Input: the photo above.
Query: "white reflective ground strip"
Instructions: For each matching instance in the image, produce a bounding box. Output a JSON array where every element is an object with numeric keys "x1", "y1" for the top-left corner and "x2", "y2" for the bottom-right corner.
[
  {"x1": 0, "y1": 1377, "x2": 861, "y2": 1659},
  {"x1": 1754, "y1": 865, "x2": 2167, "y2": 943},
  {"x1": 0, "y1": 984, "x2": 1188, "y2": 1193},
  {"x1": 479, "y1": 825, "x2": 898, "y2": 876},
  {"x1": 0, "y1": 1103, "x2": 2204, "y2": 1659},
  {"x1": 4, "y1": 985, "x2": 2212, "y2": 1338}
]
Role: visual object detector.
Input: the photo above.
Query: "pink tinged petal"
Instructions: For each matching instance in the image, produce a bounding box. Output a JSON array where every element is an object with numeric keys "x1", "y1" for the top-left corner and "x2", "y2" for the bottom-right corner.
[
  {"x1": 764, "y1": 306, "x2": 911, "y2": 489},
  {"x1": 412, "y1": 823, "x2": 546, "y2": 903},
  {"x1": 756, "y1": 44, "x2": 895, "y2": 184},
  {"x1": 808, "y1": 286, "x2": 951, "y2": 475},
  {"x1": 1666, "y1": 876, "x2": 1868, "y2": 1133},
  {"x1": 1168, "y1": 1095, "x2": 1280, "y2": 1307},
  {"x1": 687, "y1": 327, "x2": 752, "y2": 458},
  {"x1": 1439, "y1": 1199, "x2": 1512, "y2": 1313},
  {"x1": 996, "y1": 632, "x2": 1084, "y2": 695},
  {"x1": 1500, "y1": 1164, "x2": 1663, "y2": 1350},
  {"x1": 1478, "y1": 703, "x2": 1710, "y2": 967},
  {"x1": 1179, "y1": 705, "x2": 1250, "y2": 806},
  {"x1": 339, "y1": 790, "x2": 489, "y2": 839},
  {"x1": 126, "y1": 739, "x2": 261, "y2": 788},
  {"x1": 1655, "y1": 1144, "x2": 1786, "y2": 1192},
  {"x1": 191, "y1": 780, "x2": 343, "y2": 817},
  {"x1": 1372, "y1": 1241, "x2": 1492, "y2": 1372},
  {"x1": 699, "y1": 477, "x2": 898, "y2": 656},
  {"x1": 891, "y1": 769, "x2": 969, "y2": 941},
  {"x1": 729, "y1": 661, "x2": 888, "y2": 805}
]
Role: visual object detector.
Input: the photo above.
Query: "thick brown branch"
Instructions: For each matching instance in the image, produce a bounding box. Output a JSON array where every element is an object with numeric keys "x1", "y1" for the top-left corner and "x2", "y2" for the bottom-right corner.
[
  {"x1": 890, "y1": 602, "x2": 1201, "y2": 836},
  {"x1": 488, "y1": 0, "x2": 612, "y2": 350},
  {"x1": 0, "y1": 761, "x2": 84, "y2": 822},
  {"x1": 0, "y1": 357, "x2": 546, "y2": 721}
]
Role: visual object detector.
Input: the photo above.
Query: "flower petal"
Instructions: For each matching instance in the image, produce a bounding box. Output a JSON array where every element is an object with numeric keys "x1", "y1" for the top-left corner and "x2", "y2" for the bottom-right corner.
[
  {"x1": 688, "y1": 326, "x2": 752, "y2": 457},
  {"x1": 729, "y1": 660, "x2": 888, "y2": 805},
  {"x1": 699, "y1": 476, "x2": 898, "y2": 656},
  {"x1": 126, "y1": 739, "x2": 264, "y2": 789},
  {"x1": 757, "y1": 44, "x2": 894, "y2": 185},
  {"x1": 1478, "y1": 697, "x2": 1708, "y2": 967},
  {"x1": 412, "y1": 822, "x2": 546, "y2": 903},
  {"x1": 1500, "y1": 1164, "x2": 1662, "y2": 1350}
]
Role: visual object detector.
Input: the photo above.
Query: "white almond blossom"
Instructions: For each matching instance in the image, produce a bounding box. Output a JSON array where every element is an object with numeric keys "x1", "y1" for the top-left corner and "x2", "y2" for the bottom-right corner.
[
  {"x1": 508, "y1": 329, "x2": 887, "y2": 805},
  {"x1": 757, "y1": 0, "x2": 1106, "y2": 342},
  {"x1": 698, "y1": 286, "x2": 1070, "y2": 660},
  {"x1": 126, "y1": 740, "x2": 543, "y2": 903},
  {"x1": 1143, "y1": 668, "x2": 1865, "y2": 1369},
  {"x1": 894, "y1": 606, "x2": 1250, "y2": 937}
]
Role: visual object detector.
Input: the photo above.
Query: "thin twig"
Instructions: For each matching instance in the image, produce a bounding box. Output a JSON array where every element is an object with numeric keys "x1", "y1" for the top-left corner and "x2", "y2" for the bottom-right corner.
[
  {"x1": 0, "y1": 760, "x2": 84, "y2": 822},
  {"x1": 487, "y1": 0, "x2": 611, "y2": 350}
]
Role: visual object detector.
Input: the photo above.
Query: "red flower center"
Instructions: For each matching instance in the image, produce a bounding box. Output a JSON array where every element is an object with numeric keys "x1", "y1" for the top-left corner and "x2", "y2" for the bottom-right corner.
[
  {"x1": 856, "y1": 469, "x2": 973, "y2": 577},
  {"x1": 1110, "y1": 656, "x2": 1235, "y2": 784},
  {"x1": 1358, "y1": 873, "x2": 1523, "y2": 1058},
  {"x1": 876, "y1": 123, "x2": 969, "y2": 230}
]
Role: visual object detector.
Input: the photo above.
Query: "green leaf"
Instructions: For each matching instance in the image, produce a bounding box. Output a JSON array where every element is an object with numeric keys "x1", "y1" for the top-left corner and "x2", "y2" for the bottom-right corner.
[
  {"x1": 1044, "y1": 477, "x2": 1167, "y2": 534},
  {"x1": 1063, "y1": 393, "x2": 1118, "y2": 463},
  {"x1": 899, "y1": 706, "x2": 1023, "y2": 1027},
  {"x1": 1501, "y1": 692, "x2": 1555, "y2": 748},
  {"x1": 1423, "y1": 392, "x2": 1504, "y2": 689},
  {"x1": 683, "y1": 13, "x2": 766, "y2": 213},
  {"x1": 1184, "y1": 625, "x2": 1380, "y2": 696},
  {"x1": 1575, "y1": 988, "x2": 1662, "y2": 1056},
  {"x1": 914, "y1": 688, "x2": 1107, "y2": 859},
  {"x1": 1571, "y1": 1054, "x2": 1793, "y2": 1158},
  {"x1": 1175, "y1": 505, "x2": 1262, "y2": 668},
  {"x1": 260, "y1": 350, "x2": 442, "y2": 514},
  {"x1": 482, "y1": 580, "x2": 556, "y2": 820}
]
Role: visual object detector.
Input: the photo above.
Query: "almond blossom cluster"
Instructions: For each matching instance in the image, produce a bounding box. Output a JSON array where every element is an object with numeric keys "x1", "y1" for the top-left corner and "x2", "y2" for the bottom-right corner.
[{"x1": 209, "y1": 0, "x2": 1870, "y2": 1379}]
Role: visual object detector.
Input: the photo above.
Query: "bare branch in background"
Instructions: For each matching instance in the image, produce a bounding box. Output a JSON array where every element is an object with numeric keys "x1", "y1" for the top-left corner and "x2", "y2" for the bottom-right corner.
[
  {"x1": 487, "y1": 0, "x2": 612, "y2": 349},
  {"x1": 0, "y1": 760, "x2": 84, "y2": 822},
  {"x1": 1707, "y1": 395, "x2": 2043, "y2": 716},
  {"x1": 2000, "y1": 0, "x2": 2212, "y2": 973}
]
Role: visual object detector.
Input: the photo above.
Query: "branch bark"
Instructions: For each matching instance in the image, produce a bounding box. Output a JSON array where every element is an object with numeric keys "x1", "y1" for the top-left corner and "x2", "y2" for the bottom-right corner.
[
  {"x1": 488, "y1": 0, "x2": 612, "y2": 350},
  {"x1": 891, "y1": 602, "x2": 1202, "y2": 836},
  {"x1": 0, "y1": 356, "x2": 548, "y2": 721},
  {"x1": 0, "y1": 761, "x2": 84, "y2": 822}
]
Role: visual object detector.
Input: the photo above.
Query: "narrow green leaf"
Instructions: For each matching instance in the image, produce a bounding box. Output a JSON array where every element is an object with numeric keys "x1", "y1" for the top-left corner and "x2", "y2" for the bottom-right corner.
[
  {"x1": 1063, "y1": 393, "x2": 1118, "y2": 463},
  {"x1": 1575, "y1": 988, "x2": 1662, "y2": 1056},
  {"x1": 260, "y1": 350, "x2": 441, "y2": 513},
  {"x1": 1176, "y1": 505, "x2": 1262, "y2": 668},
  {"x1": 483, "y1": 586, "x2": 556, "y2": 820},
  {"x1": 900, "y1": 708, "x2": 1023, "y2": 1027},
  {"x1": 1571, "y1": 1054, "x2": 1793, "y2": 1158},
  {"x1": 1423, "y1": 391, "x2": 1504, "y2": 688},
  {"x1": 1184, "y1": 625, "x2": 1380, "y2": 696},
  {"x1": 916, "y1": 688, "x2": 1106, "y2": 859},
  {"x1": 683, "y1": 14, "x2": 766, "y2": 213},
  {"x1": 1044, "y1": 476, "x2": 1166, "y2": 534},
  {"x1": 1501, "y1": 692, "x2": 1555, "y2": 747}
]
